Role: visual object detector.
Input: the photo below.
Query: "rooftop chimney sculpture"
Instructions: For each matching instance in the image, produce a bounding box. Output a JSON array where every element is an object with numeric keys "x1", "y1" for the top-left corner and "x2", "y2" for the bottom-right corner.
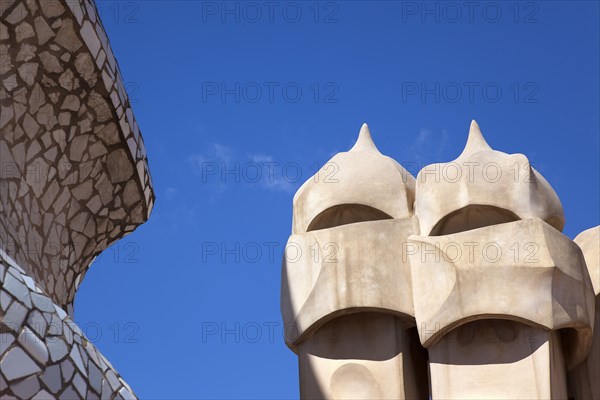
[{"x1": 281, "y1": 122, "x2": 599, "y2": 399}]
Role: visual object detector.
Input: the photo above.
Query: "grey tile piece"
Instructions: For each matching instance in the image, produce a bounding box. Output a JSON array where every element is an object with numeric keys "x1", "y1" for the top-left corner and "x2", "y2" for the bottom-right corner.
[
  {"x1": 65, "y1": 319, "x2": 83, "y2": 339},
  {"x1": 6, "y1": 268, "x2": 24, "y2": 282},
  {"x1": 86, "y1": 389, "x2": 100, "y2": 400},
  {"x1": 53, "y1": 305, "x2": 67, "y2": 321},
  {"x1": 69, "y1": 344, "x2": 85, "y2": 376},
  {"x1": 78, "y1": 343, "x2": 88, "y2": 366},
  {"x1": 58, "y1": 385, "x2": 80, "y2": 400},
  {"x1": 86, "y1": 347, "x2": 100, "y2": 371},
  {"x1": 96, "y1": 352, "x2": 113, "y2": 372},
  {"x1": 65, "y1": 0, "x2": 84, "y2": 24},
  {"x1": 0, "y1": 289, "x2": 11, "y2": 311},
  {"x1": 63, "y1": 323, "x2": 73, "y2": 346},
  {"x1": 5, "y1": 259, "x2": 24, "y2": 274},
  {"x1": 4, "y1": 271, "x2": 32, "y2": 307},
  {"x1": 118, "y1": 387, "x2": 136, "y2": 400},
  {"x1": 47, "y1": 314, "x2": 63, "y2": 336},
  {"x1": 4, "y1": 301, "x2": 28, "y2": 333},
  {"x1": 87, "y1": 359, "x2": 102, "y2": 394},
  {"x1": 1, "y1": 347, "x2": 41, "y2": 381},
  {"x1": 22, "y1": 274, "x2": 36, "y2": 291},
  {"x1": 71, "y1": 372, "x2": 87, "y2": 398},
  {"x1": 11, "y1": 374, "x2": 40, "y2": 399},
  {"x1": 31, "y1": 389, "x2": 56, "y2": 400},
  {"x1": 27, "y1": 309, "x2": 48, "y2": 338},
  {"x1": 80, "y1": 21, "x2": 100, "y2": 57},
  {"x1": 0, "y1": 333, "x2": 15, "y2": 356},
  {"x1": 40, "y1": 364, "x2": 62, "y2": 394},
  {"x1": 0, "y1": 371, "x2": 7, "y2": 391},
  {"x1": 47, "y1": 337, "x2": 68, "y2": 362},
  {"x1": 31, "y1": 292, "x2": 55, "y2": 313},
  {"x1": 60, "y1": 359, "x2": 74, "y2": 383},
  {"x1": 100, "y1": 378, "x2": 112, "y2": 400},
  {"x1": 18, "y1": 326, "x2": 49, "y2": 364},
  {"x1": 105, "y1": 369, "x2": 120, "y2": 391}
]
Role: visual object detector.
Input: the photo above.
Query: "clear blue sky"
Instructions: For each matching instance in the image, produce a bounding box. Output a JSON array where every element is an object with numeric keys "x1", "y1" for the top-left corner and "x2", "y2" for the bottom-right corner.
[{"x1": 75, "y1": 1, "x2": 599, "y2": 398}]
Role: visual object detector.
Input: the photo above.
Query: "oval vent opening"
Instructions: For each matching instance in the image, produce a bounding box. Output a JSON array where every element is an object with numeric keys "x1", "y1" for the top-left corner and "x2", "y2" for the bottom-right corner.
[
  {"x1": 307, "y1": 204, "x2": 393, "y2": 232},
  {"x1": 430, "y1": 205, "x2": 520, "y2": 236}
]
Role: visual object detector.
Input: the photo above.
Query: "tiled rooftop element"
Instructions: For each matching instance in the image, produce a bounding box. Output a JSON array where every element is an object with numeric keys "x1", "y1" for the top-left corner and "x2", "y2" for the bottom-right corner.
[{"x1": 0, "y1": 0, "x2": 155, "y2": 311}]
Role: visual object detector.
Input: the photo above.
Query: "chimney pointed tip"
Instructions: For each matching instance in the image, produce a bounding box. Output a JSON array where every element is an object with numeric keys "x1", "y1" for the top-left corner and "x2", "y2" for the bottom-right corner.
[{"x1": 350, "y1": 123, "x2": 380, "y2": 154}]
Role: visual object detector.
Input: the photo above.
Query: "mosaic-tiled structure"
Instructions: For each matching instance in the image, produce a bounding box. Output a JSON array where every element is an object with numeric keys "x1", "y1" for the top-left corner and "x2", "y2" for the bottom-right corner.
[
  {"x1": 1, "y1": 256, "x2": 136, "y2": 399},
  {"x1": 281, "y1": 122, "x2": 600, "y2": 399},
  {"x1": 1, "y1": 0, "x2": 154, "y2": 398}
]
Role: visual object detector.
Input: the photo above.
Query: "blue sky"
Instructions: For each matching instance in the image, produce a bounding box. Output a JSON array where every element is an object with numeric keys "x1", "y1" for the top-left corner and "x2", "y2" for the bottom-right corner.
[{"x1": 74, "y1": 1, "x2": 599, "y2": 398}]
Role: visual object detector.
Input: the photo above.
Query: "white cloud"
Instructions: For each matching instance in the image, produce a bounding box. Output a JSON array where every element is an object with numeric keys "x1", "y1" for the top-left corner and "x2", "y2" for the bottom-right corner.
[
  {"x1": 248, "y1": 153, "x2": 296, "y2": 193},
  {"x1": 188, "y1": 145, "x2": 297, "y2": 196},
  {"x1": 188, "y1": 143, "x2": 234, "y2": 173},
  {"x1": 407, "y1": 128, "x2": 449, "y2": 164}
]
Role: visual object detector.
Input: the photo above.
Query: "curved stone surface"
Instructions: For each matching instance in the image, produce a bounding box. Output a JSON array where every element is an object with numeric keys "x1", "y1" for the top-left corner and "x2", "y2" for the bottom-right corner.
[
  {"x1": 428, "y1": 321, "x2": 568, "y2": 399},
  {"x1": 569, "y1": 226, "x2": 600, "y2": 399},
  {"x1": 0, "y1": 254, "x2": 137, "y2": 400},
  {"x1": 298, "y1": 313, "x2": 428, "y2": 400},
  {"x1": 575, "y1": 226, "x2": 600, "y2": 295},
  {"x1": 408, "y1": 218, "x2": 595, "y2": 368},
  {"x1": 292, "y1": 124, "x2": 415, "y2": 234},
  {"x1": 0, "y1": 0, "x2": 155, "y2": 311},
  {"x1": 414, "y1": 120, "x2": 564, "y2": 235},
  {"x1": 281, "y1": 218, "x2": 418, "y2": 349}
]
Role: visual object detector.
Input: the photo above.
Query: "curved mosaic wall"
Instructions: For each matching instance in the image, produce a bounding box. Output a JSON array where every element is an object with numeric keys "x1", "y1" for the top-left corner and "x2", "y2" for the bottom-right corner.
[{"x1": 1, "y1": 0, "x2": 153, "y2": 398}]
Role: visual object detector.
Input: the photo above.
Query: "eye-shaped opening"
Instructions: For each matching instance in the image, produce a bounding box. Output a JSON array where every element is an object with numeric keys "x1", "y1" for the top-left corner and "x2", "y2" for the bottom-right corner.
[
  {"x1": 306, "y1": 204, "x2": 393, "y2": 232},
  {"x1": 429, "y1": 205, "x2": 520, "y2": 236}
]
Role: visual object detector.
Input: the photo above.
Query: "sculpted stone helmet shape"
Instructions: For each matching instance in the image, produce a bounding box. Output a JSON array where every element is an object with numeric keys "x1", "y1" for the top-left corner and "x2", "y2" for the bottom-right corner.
[{"x1": 281, "y1": 121, "x2": 599, "y2": 400}]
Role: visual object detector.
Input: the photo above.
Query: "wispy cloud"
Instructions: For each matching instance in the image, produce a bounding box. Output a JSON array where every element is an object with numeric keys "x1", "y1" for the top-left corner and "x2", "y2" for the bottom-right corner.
[
  {"x1": 188, "y1": 143, "x2": 233, "y2": 173},
  {"x1": 407, "y1": 128, "x2": 449, "y2": 164},
  {"x1": 409, "y1": 128, "x2": 432, "y2": 162},
  {"x1": 249, "y1": 154, "x2": 295, "y2": 193},
  {"x1": 188, "y1": 144, "x2": 297, "y2": 198},
  {"x1": 187, "y1": 143, "x2": 234, "y2": 202},
  {"x1": 165, "y1": 187, "x2": 178, "y2": 200}
]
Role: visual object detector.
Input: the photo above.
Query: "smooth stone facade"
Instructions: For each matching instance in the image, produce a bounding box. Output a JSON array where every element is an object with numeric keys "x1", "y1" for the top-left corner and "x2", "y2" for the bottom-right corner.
[
  {"x1": 281, "y1": 121, "x2": 599, "y2": 399},
  {"x1": 429, "y1": 322, "x2": 568, "y2": 399},
  {"x1": 408, "y1": 218, "x2": 594, "y2": 368},
  {"x1": 569, "y1": 226, "x2": 600, "y2": 399},
  {"x1": 282, "y1": 217, "x2": 418, "y2": 347}
]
